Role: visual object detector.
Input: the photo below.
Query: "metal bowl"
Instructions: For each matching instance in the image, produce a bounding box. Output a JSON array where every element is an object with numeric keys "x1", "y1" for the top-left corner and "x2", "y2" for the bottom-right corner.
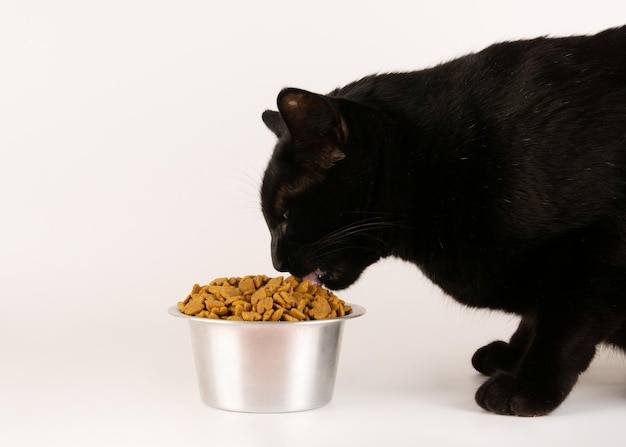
[{"x1": 169, "y1": 304, "x2": 365, "y2": 413}]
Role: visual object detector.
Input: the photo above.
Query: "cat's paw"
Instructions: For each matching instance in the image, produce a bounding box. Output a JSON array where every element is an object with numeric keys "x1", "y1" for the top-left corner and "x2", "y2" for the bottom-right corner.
[
  {"x1": 475, "y1": 374, "x2": 561, "y2": 416},
  {"x1": 471, "y1": 341, "x2": 520, "y2": 376}
]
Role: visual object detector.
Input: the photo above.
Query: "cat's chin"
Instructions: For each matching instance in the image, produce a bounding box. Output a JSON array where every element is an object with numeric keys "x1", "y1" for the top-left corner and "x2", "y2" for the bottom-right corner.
[{"x1": 322, "y1": 275, "x2": 359, "y2": 290}]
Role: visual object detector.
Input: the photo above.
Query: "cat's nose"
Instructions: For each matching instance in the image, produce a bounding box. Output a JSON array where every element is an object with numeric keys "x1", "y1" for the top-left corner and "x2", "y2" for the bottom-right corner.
[
  {"x1": 272, "y1": 257, "x2": 287, "y2": 272},
  {"x1": 272, "y1": 253, "x2": 288, "y2": 272},
  {"x1": 271, "y1": 237, "x2": 288, "y2": 272}
]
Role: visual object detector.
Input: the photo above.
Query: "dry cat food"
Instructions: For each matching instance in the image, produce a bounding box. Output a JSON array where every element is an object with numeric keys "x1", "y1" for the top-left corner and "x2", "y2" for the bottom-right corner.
[{"x1": 177, "y1": 275, "x2": 352, "y2": 321}]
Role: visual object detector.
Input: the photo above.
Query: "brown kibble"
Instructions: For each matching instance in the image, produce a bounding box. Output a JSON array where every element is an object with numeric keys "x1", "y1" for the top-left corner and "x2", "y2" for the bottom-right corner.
[
  {"x1": 309, "y1": 297, "x2": 332, "y2": 320},
  {"x1": 214, "y1": 306, "x2": 229, "y2": 316},
  {"x1": 281, "y1": 291, "x2": 296, "y2": 307},
  {"x1": 277, "y1": 282, "x2": 291, "y2": 293},
  {"x1": 253, "y1": 275, "x2": 266, "y2": 289},
  {"x1": 266, "y1": 276, "x2": 283, "y2": 291},
  {"x1": 270, "y1": 307, "x2": 284, "y2": 321},
  {"x1": 207, "y1": 285, "x2": 223, "y2": 295},
  {"x1": 220, "y1": 287, "x2": 241, "y2": 299},
  {"x1": 238, "y1": 277, "x2": 256, "y2": 295},
  {"x1": 242, "y1": 311, "x2": 262, "y2": 322},
  {"x1": 288, "y1": 308, "x2": 307, "y2": 320},
  {"x1": 223, "y1": 296, "x2": 239, "y2": 306},
  {"x1": 256, "y1": 297, "x2": 274, "y2": 315},
  {"x1": 234, "y1": 304, "x2": 244, "y2": 316},
  {"x1": 281, "y1": 313, "x2": 299, "y2": 322},
  {"x1": 294, "y1": 280, "x2": 310, "y2": 293},
  {"x1": 205, "y1": 300, "x2": 225, "y2": 310},
  {"x1": 273, "y1": 294, "x2": 287, "y2": 308},
  {"x1": 182, "y1": 297, "x2": 205, "y2": 315},
  {"x1": 251, "y1": 288, "x2": 266, "y2": 305},
  {"x1": 296, "y1": 298, "x2": 310, "y2": 313},
  {"x1": 232, "y1": 299, "x2": 251, "y2": 307},
  {"x1": 177, "y1": 275, "x2": 351, "y2": 321},
  {"x1": 285, "y1": 276, "x2": 298, "y2": 288},
  {"x1": 337, "y1": 305, "x2": 345, "y2": 317}
]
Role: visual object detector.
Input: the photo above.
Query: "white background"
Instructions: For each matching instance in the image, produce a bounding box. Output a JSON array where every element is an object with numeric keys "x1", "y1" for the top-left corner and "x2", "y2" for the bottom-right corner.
[{"x1": 2, "y1": 1, "x2": 626, "y2": 445}]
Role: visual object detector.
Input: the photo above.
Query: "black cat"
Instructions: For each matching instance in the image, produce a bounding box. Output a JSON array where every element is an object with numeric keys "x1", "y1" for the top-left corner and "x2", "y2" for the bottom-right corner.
[{"x1": 260, "y1": 26, "x2": 626, "y2": 416}]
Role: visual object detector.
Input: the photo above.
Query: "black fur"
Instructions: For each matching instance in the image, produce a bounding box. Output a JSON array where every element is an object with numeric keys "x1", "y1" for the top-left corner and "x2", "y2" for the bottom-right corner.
[{"x1": 260, "y1": 26, "x2": 626, "y2": 416}]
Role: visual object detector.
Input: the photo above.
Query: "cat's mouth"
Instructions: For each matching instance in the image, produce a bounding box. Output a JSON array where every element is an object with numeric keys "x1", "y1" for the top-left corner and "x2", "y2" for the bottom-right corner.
[{"x1": 300, "y1": 268, "x2": 326, "y2": 287}]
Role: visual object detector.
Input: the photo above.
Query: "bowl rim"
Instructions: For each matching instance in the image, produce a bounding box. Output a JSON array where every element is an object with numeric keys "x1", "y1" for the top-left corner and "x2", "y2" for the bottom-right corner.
[{"x1": 168, "y1": 303, "x2": 366, "y2": 326}]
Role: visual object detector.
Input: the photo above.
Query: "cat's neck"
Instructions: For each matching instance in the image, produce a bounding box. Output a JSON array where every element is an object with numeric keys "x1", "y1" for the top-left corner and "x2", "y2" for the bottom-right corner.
[{"x1": 344, "y1": 72, "x2": 484, "y2": 264}]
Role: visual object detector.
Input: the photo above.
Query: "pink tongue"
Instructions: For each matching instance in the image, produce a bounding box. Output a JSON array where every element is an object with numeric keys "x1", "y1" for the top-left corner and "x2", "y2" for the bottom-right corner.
[{"x1": 302, "y1": 272, "x2": 323, "y2": 286}]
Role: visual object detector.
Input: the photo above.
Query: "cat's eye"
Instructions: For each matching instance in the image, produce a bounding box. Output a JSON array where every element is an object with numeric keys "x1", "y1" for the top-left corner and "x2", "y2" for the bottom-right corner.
[{"x1": 282, "y1": 211, "x2": 290, "y2": 221}]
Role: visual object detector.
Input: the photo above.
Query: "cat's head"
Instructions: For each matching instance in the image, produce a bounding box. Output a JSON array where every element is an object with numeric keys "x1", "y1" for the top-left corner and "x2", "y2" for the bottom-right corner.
[{"x1": 260, "y1": 88, "x2": 391, "y2": 289}]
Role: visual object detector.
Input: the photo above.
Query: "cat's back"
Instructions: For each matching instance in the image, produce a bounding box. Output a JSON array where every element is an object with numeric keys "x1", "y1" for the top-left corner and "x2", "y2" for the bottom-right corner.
[{"x1": 333, "y1": 26, "x2": 626, "y2": 109}]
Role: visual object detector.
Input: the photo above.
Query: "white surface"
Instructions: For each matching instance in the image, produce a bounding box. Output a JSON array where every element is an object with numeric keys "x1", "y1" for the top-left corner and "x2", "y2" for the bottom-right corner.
[{"x1": 2, "y1": 1, "x2": 626, "y2": 445}]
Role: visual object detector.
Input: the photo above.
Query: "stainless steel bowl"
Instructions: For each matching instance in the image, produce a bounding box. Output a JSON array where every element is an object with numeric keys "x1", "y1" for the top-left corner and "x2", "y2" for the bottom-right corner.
[{"x1": 169, "y1": 304, "x2": 365, "y2": 413}]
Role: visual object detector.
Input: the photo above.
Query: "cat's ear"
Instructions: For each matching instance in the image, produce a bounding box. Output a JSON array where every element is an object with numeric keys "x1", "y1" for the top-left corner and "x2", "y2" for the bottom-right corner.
[
  {"x1": 262, "y1": 110, "x2": 287, "y2": 138},
  {"x1": 276, "y1": 88, "x2": 347, "y2": 168}
]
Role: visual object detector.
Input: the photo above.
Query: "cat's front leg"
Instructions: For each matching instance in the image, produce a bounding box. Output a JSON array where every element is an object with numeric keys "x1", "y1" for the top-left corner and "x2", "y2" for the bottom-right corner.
[
  {"x1": 471, "y1": 317, "x2": 534, "y2": 376},
  {"x1": 474, "y1": 311, "x2": 598, "y2": 416}
]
